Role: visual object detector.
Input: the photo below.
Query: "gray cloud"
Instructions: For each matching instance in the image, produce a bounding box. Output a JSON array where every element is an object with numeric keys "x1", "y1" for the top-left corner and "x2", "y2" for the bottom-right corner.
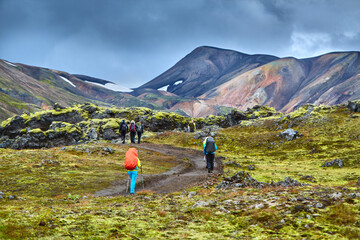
[{"x1": 0, "y1": 0, "x2": 359, "y2": 88}]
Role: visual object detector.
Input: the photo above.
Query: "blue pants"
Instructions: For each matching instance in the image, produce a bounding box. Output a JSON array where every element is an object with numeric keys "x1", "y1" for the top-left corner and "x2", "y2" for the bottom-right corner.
[{"x1": 127, "y1": 171, "x2": 138, "y2": 194}]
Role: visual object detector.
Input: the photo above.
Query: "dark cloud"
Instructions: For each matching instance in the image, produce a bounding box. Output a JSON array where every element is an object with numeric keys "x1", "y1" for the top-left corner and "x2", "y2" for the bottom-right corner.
[{"x1": 0, "y1": 0, "x2": 359, "y2": 88}]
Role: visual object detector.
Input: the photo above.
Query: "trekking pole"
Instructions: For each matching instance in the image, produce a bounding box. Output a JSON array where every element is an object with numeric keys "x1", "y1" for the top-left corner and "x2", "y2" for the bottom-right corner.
[
  {"x1": 138, "y1": 149, "x2": 145, "y2": 190},
  {"x1": 126, "y1": 177, "x2": 129, "y2": 194},
  {"x1": 141, "y1": 165, "x2": 145, "y2": 190}
]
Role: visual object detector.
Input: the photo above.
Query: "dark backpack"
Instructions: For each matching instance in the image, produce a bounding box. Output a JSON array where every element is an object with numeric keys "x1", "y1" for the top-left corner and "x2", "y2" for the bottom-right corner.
[
  {"x1": 129, "y1": 123, "x2": 136, "y2": 132},
  {"x1": 205, "y1": 137, "x2": 216, "y2": 153},
  {"x1": 120, "y1": 123, "x2": 127, "y2": 132}
]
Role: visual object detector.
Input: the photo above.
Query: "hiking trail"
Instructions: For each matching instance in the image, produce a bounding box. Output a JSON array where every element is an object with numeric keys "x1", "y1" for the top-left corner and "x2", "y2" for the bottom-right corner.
[{"x1": 94, "y1": 143, "x2": 223, "y2": 196}]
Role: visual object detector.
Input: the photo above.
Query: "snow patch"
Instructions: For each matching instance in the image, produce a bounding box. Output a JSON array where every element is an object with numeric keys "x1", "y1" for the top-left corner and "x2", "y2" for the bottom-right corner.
[
  {"x1": 59, "y1": 76, "x2": 76, "y2": 88},
  {"x1": 158, "y1": 85, "x2": 169, "y2": 91},
  {"x1": 174, "y1": 80, "x2": 183, "y2": 85},
  {"x1": 84, "y1": 81, "x2": 132, "y2": 92},
  {"x1": 4, "y1": 60, "x2": 17, "y2": 67}
]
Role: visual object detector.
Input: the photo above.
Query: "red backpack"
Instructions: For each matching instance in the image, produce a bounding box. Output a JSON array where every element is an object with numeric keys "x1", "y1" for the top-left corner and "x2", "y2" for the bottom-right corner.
[
  {"x1": 124, "y1": 148, "x2": 138, "y2": 170},
  {"x1": 129, "y1": 123, "x2": 136, "y2": 132}
]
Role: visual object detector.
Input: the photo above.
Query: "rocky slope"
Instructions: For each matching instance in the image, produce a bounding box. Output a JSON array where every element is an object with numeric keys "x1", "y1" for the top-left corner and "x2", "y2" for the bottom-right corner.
[
  {"x1": 0, "y1": 103, "x2": 278, "y2": 149},
  {"x1": 201, "y1": 51, "x2": 360, "y2": 113},
  {"x1": 1, "y1": 46, "x2": 360, "y2": 120},
  {"x1": 135, "y1": 46, "x2": 279, "y2": 98},
  {"x1": 135, "y1": 47, "x2": 360, "y2": 116},
  {"x1": 0, "y1": 60, "x2": 156, "y2": 121}
]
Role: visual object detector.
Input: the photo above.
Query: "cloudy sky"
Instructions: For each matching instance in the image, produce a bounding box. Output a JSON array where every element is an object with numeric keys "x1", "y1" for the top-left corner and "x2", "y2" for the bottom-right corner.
[{"x1": 0, "y1": 0, "x2": 359, "y2": 88}]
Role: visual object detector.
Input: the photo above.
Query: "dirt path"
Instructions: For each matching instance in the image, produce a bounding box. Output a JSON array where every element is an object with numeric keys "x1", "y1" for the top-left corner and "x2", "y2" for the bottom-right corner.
[{"x1": 94, "y1": 143, "x2": 223, "y2": 196}]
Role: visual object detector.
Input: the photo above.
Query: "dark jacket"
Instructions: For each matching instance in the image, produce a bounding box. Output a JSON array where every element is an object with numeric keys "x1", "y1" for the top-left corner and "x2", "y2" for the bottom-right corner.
[{"x1": 119, "y1": 122, "x2": 128, "y2": 133}]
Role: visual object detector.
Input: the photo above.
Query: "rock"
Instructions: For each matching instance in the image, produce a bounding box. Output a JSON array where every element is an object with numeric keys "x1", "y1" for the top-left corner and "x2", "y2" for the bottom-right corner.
[
  {"x1": 193, "y1": 201, "x2": 210, "y2": 207},
  {"x1": 193, "y1": 132, "x2": 207, "y2": 139},
  {"x1": 0, "y1": 116, "x2": 26, "y2": 138},
  {"x1": 188, "y1": 191, "x2": 197, "y2": 198},
  {"x1": 247, "y1": 165, "x2": 256, "y2": 170},
  {"x1": 280, "y1": 128, "x2": 300, "y2": 141},
  {"x1": 347, "y1": 101, "x2": 360, "y2": 112},
  {"x1": 102, "y1": 128, "x2": 118, "y2": 140},
  {"x1": 273, "y1": 177, "x2": 308, "y2": 187},
  {"x1": 103, "y1": 147, "x2": 114, "y2": 154},
  {"x1": 217, "y1": 171, "x2": 309, "y2": 190},
  {"x1": 322, "y1": 159, "x2": 344, "y2": 168},
  {"x1": 292, "y1": 204, "x2": 309, "y2": 213},
  {"x1": 347, "y1": 193, "x2": 359, "y2": 199},
  {"x1": 222, "y1": 200, "x2": 233, "y2": 206},
  {"x1": 219, "y1": 207, "x2": 230, "y2": 214},
  {"x1": 53, "y1": 103, "x2": 65, "y2": 111},
  {"x1": 88, "y1": 128, "x2": 98, "y2": 140},
  {"x1": 329, "y1": 192, "x2": 342, "y2": 200},
  {"x1": 0, "y1": 191, "x2": 4, "y2": 195},
  {"x1": 315, "y1": 203, "x2": 323, "y2": 208},
  {"x1": 39, "y1": 221, "x2": 46, "y2": 226},
  {"x1": 41, "y1": 159, "x2": 60, "y2": 166},
  {"x1": 224, "y1": 161, "x2": 241, "y2": 168},
  {"x1": 300, "y1": 175, "x2": 316, "y2": 182},
  {"x1": 0, "y1": 195, "x2": 3, "y2": 200},
  {"x1": 254, "y1": 203, "x2": 265, "y2": 209},
  {"x1": 226, "y1": 110, "x2": 248, "y2": 126},
  {"x1": 8, "y1": 195, "x2": 16, "y2": 200}
]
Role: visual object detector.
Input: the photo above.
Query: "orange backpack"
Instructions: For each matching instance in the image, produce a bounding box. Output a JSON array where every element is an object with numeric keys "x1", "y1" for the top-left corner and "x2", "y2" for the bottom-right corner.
[{"x1": 124, "y1": 148, "x2": 138, "y2": 170}]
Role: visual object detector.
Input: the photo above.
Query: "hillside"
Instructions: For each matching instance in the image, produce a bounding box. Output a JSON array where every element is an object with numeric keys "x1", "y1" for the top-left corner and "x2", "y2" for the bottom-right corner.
[
  {"x1": 0, "y1": 60, "x2": 157, "y2": 121},
  {"x1": 2, "y1": 46, "x2": 360, "y2": 120},
  {"x1": 201, "y1": 51, "x2": 360, "y2": 113},
  {"x1": 0, "y1": 101, "x2": 360, "y2": 239},
  {"x1": 135, "y1": 46, "x2": 279, "y2": 98},
  {"x1": 135, "y1": 47, "x2": 360, "y2": 117}
]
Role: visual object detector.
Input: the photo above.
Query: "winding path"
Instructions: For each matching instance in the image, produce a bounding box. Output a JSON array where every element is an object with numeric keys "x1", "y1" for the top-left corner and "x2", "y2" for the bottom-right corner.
[{"x1": 94, "y1": 143, "x2": 223, "y2": 196}]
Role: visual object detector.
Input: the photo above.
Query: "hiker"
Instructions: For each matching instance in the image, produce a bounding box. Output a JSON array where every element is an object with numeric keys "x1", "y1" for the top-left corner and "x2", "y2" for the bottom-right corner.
[
  {"x1": 136, "y1": 121, "x2": 144, "y2": 144},
  {"x1": 203, "y1": 136, "x2": 217, "y2": 173},
  {"x1": 129, "y1": 120, "x2": 137, "y2": 143},
  {"x1": 189, "y1": 120, "x2": 196, "y2": 132},
  {"x1": 125, "y1": 148, "x2": 142, "y2": 195},
  {"x1": 119, "y1": 120, "x2": 128, "y2": 144}
]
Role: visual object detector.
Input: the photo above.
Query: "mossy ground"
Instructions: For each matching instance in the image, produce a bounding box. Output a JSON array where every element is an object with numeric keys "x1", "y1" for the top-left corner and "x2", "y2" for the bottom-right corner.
[{"x1": 1, "y1": 104, "x2": 360, "y2": 239}]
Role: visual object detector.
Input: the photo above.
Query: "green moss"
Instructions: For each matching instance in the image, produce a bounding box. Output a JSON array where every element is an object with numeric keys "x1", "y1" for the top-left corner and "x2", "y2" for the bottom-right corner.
[
  {"x1": 0, "y1": 116, "x2": 15, "y2": 128},
  {"x1": 29, "y1": 128, "x2": 44, "y2": 134},
  {"x1": 102, "y1": 119, "x2": 120, "y2": 129}
]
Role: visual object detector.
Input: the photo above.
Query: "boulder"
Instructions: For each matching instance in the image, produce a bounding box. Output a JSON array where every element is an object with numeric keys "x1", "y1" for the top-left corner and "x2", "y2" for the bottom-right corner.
[
  {"x1": 217, "y1": 171, "x2": 309, "y2": 189},
  {"x1": 102, "y1": 128, "x2": 118, "y2": 140},
  {"x1": 347, "y1": 101, "x2": 360, "y2": 112},
  {"x1": 322, "y1": 159, "x2": 344, "y2": 168},
  {"x1": 280, "y1": 128, "x2": 300, "y2": 141}
]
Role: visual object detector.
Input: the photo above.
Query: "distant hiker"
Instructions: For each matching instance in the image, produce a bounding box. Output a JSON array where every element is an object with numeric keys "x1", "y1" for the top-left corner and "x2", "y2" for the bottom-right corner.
[
  {"x1": 203, "y1": 136, "x2": 217, "y2": 173},
  {"x1": 119, "y1": 120, "x2": 128, "y2": 144},
  {"x1": 136, "y1": 121, "x2": 144, "y2": 144},
  {"x1": 124, "y1": 148, "x2": 142, "y2": 195},
  {"x1": 189, "y1": 120, "x2": 196, "y2": 132},
  {"x1": 129, "y1": 120, "x2": 137, "y2": 143}
]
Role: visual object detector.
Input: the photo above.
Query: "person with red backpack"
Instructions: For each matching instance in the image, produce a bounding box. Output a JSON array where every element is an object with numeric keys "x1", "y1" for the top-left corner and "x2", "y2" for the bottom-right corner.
[
  {"x1": 203, "y1": 136, "x2": 217, "y2": 173},
  {"x1": 124, "y1": 148, "x2": 142, "y2": 195},
  {"x1": 129, "y1": 120, "x2": 137, "y2": 143}
]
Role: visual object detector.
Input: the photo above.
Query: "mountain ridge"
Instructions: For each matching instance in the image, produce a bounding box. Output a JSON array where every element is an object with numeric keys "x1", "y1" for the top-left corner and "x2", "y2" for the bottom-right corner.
[{"x1": 1, "y1": 46, "x2": 360, "y2": 120}]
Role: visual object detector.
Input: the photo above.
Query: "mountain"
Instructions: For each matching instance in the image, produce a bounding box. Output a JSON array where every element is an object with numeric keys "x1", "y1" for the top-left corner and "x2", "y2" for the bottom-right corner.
[
  {"x1": 136, "y1": 47, "x2": 360, "y2": 116},
  {"x1": 200, "y1": 51, "x2": 360, "y2": 113},
  {"x1": 135, "y1": 46, "x2": 279, "y2": 98},
  {"x1": 0, "y1": 60, "x2": 156, "y2": 121},
  {"x1": 1, "y1": 46, "x2": 360, "y2": 120}
]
